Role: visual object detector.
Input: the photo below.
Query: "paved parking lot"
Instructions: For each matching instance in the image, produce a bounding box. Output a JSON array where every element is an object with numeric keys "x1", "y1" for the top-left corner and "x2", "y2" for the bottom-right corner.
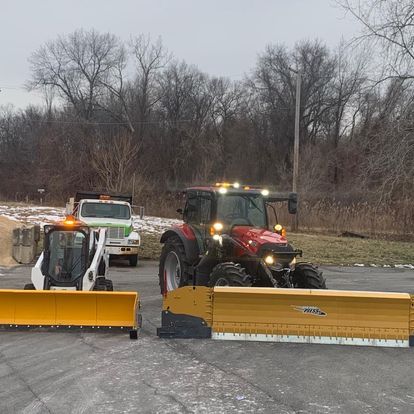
[{"x1": 0, "y1": 262, "x2": 413, "y2": 413}]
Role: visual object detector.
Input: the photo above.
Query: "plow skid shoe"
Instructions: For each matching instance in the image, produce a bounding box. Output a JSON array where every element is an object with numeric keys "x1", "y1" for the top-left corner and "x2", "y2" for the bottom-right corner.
[
  {"x1": 212, "y1": 288, "x2": 414, "y2": 348},
  {"x1": 0, "y1": 289, "x2": 140, "y2": 338},
  {"x1": 157, "y1": 286, "x2": 213, "y2": 339}
]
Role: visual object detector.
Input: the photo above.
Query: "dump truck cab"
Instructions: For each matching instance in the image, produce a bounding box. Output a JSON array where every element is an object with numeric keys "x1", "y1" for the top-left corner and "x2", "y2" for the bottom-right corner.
[
  {"x1": 29, "y1": 216, "x2": 112, "y2": 291},
  {"x1": 68, "y1": 192, "x2": 141, "y2": 266},
  {"x1": 159, "y1": 183, "x2": 325, "y2": 292}
]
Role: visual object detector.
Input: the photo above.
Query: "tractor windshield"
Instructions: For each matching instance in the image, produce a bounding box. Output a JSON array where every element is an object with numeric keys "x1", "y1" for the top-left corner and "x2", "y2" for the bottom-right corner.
[
  {"x1": 47, "y1": 230, "x2": 87, "y2": 282},
  {"x1": 217, "y1": 194, "x2": 267, "y2": 228},
  {"x1": 81, "y1": 202, "x2": 131, "y2": 219}
]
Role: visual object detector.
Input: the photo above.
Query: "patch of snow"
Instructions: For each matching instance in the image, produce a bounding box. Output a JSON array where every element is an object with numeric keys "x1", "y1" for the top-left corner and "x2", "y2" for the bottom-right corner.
[
  {"x1": 383, "y1": 264, "x2": 391, "y2": 268},
  {"x1": 394, "y1": 264, "x2": 414, "y2": 269},
  {"x1": 370, "y1": 264, "x2": 378, "y2": 267},
  {"x1": 354, "y1": 263, "x2": 365, "y2": 267},
  {"x1": 0, "y1": 204, "x2": 181, "y2": 235}
]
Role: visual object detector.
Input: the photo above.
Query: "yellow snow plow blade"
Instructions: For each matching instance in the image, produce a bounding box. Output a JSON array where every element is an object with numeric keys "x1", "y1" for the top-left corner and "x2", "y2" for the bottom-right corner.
[
  {"x1": 0, "y1": 289, "x2": 140, "y2": 338},
  {"x1": 158, "y1": 287, "x2": 414, "y2": 348}
]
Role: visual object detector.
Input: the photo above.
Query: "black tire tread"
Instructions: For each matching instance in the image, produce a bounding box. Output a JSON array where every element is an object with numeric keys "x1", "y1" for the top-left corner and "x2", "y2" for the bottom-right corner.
[
  {"x1": 129, "y1": 255, "x2": 138, "y2": 267},
  {"x1": 158, "y1": 236, "x2": 190, "y2": 293},
  {"x1": 24, "y1": 283, "x2": 35, "y2": 290},
  {"x1": 209, "y1": 262, "x2": 253, "y2": 287},
  {"x1": 292, "y1": 262, "x2": 326, "y2": 289}
]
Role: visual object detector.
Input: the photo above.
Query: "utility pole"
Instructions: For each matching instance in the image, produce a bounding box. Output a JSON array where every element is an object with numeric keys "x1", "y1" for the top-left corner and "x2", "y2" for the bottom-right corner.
[
  {"x1": 291, "y1": 69, "x2": 301, "y2": 231},
  {"x1": 292, "y1": 71, "x2": 301, "y2": 194}
]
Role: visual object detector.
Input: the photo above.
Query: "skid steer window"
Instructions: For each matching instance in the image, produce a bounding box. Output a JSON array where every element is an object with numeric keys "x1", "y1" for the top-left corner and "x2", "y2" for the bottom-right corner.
[{"x1": 48, "y1": 231, "x2": 86, "y2": 282}]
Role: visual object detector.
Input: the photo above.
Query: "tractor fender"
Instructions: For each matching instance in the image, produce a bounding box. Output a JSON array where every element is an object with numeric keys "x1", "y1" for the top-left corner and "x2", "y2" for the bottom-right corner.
[{"x1": 160, "y1": 226, "x2": 200, "y2": 265}]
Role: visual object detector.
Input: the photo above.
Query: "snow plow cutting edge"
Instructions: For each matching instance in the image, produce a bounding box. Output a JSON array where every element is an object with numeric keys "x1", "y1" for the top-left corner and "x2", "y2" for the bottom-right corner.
[{"x1": 158, "y1": 286, "x2": 414, "y2": 348}]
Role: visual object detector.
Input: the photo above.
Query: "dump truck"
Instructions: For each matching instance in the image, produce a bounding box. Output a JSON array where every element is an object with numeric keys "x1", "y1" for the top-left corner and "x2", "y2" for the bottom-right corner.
[
  {"x1": 67, "y1": 191, "x2": 140, "y2": 266},
  {"x1": 158, "y1": 183, "x2": 325, "y2": 292}
]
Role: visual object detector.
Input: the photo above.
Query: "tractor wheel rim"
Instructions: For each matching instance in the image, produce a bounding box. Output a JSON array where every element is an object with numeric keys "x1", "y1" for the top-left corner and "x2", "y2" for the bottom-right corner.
[
  {"x1": 165, "y1": 251, "x2": 181, "y2": 291},
  {"x1": 215, "y1": 277, "x2": 230, "y2": 286}
]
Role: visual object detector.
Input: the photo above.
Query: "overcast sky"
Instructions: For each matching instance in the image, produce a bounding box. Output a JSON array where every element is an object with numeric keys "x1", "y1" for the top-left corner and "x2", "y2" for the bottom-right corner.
[{"x1": 0, "y1": 0, "x2": 359, "y2": 109}]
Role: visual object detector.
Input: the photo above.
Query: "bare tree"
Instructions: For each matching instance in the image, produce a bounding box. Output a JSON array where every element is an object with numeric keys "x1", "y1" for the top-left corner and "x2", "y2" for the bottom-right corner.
[
  {"x1": 91, "y1": 133, "x2": 141, "y2": 192},
  {"x1": 28, "y1": 29, "x2": 126, "y2": 120},
  {"x1": 340, "y1": 0, "x2": 414, "y2": 81}
]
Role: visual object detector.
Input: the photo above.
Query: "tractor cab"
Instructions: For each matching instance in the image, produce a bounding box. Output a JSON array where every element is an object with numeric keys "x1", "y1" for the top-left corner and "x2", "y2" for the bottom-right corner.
[{"x1": 182, "y1": 183, "x2": 297, "y2": 241}]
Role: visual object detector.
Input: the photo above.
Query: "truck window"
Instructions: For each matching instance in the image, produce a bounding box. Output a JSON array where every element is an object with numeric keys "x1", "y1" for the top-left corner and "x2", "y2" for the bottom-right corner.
[{"x1": 81, "y1": 203, "x2": 131, "y2": 219}]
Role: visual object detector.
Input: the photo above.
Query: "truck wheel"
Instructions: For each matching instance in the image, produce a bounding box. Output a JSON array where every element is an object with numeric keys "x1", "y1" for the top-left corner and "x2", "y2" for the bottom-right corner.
[
  {"x1": 209, "y1": 262, "x2": 253, "y2": 287},
  {"x1": 24, "y1": 283, "x2": 35, "y2": 290},
  {"x1": 129, "y1": 255, "x2": 138, "y2": 267},
  {"x1": 291, "y1": 263, "x2": 326, "y2": 289},
  {"x1": 159, "y1": 236, "x2": 190, "y2": 293}
]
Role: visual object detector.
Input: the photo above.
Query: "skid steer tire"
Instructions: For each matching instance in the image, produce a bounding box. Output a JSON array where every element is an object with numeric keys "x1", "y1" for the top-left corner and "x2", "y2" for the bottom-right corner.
[
  {"x1": 105, "y1": 279, "x2": 114, "y2": 291},
  {"x1": 24, "y1": 283, "x2": 35, "y2": 290},
  {"x1": 159, "y1": 236, "x2": 190, "y2": 294},
  {"x1": 93, "y1": 277, "x2": 108, "y2": 291},
  {"x1": 291, "y1": 262, "x2": 326, "y2": 289},
  {"x1": 208, "y1": 262, "x2": 253, "y2": 287},
  {"x1": 129, "y1": 255, "x2": 138, "y2": 267}
]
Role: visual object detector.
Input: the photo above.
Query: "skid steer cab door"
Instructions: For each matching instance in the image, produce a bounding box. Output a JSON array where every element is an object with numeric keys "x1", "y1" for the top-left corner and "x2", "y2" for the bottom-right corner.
[
  {"x1": 42, "y1": 225, "x2": 90, "y2": 290},
  {"x1": 184, "y1": 190, "x2": 213, "y2": 253}
]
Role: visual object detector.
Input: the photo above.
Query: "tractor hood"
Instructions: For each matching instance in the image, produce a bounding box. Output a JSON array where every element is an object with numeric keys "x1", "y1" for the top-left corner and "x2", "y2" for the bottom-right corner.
[{"x1": 231, "y1": 226, "x2": 287, "y2": 254}]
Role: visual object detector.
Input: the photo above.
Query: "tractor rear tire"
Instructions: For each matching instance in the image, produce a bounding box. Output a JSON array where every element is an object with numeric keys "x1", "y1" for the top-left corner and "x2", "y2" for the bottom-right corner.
[
  {"x1": 24, "y1": 283, "x2": 35, "y2": 290},
  {"x1": 208, "y1": 262, "x2": 253, "y2": 287},
  {"x1": 291, "y1": 263, "x2": 326, "y2": 289},
  {"x1": 159, "y1": 236, "x2": 190, "y2": 293}
]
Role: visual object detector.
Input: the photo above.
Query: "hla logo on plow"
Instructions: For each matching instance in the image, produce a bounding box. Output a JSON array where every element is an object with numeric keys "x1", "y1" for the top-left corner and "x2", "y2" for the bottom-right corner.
[{"x1": 292, "y1": 305, "x2": 327, "y2": 317}]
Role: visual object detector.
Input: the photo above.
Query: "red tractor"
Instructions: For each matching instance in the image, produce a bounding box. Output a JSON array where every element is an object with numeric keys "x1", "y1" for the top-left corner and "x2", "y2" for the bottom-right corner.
[{"x1": 159, "y1": 184, "x2": 326, "y2": 292}]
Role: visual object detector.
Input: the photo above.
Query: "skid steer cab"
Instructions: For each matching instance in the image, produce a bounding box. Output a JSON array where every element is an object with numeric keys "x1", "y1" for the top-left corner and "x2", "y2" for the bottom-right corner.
[
  {"x1": 159, "y1": 183, "x2": 326, "y2": 293},
  {"x1": 26, "y1": 216, "x2": 113, "y2": 291}
]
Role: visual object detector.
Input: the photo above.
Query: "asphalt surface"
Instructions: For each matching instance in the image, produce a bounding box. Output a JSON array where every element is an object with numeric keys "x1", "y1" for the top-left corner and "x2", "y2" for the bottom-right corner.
[{"x1": 0, "y1": 262, "x2": 413, "y2": 414}]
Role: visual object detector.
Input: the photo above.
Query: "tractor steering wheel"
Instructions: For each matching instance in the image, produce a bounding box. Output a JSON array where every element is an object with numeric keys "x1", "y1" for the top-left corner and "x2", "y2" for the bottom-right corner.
[{"x1": 224, "y1": 213, "x2": 253, "y2": 226}]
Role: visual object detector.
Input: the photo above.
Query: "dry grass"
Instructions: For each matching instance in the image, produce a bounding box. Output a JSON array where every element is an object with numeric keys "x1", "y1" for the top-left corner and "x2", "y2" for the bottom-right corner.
[
  {"x1": 139, "y1": 231, "x2": 414, "y2": 265},
  {"x1": 288, "y1": 233, "x2": 414, "y2": 266}
]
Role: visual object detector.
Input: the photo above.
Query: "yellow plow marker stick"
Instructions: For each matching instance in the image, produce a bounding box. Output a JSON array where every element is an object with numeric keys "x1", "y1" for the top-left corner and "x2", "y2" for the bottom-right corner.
[
  {"x1": 212, "y1": 287, "x2": 412, "y2": 347},
  {"x1": 0, "y1": 290, "x2": 139, "y2": 337}
]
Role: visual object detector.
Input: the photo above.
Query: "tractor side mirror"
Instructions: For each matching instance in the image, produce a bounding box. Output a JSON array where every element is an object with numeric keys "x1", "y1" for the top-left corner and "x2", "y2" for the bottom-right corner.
[{"x1": 288, "y1": 193, "x2": 298, "y2": 214}]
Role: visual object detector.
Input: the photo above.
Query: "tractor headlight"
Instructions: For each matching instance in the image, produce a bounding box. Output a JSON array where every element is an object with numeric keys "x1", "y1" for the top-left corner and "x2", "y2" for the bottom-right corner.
[
  {"x1": 289, "y1": 256, "x2": 296, "y2": 267},
  {"x1": 210, "y1": 222, "x2": 223, "y2": 235},
  {"x1": 264, "y1": 255, "x2": 275, "y2": 265},
  {"x1": 128, "y1": 239, "x2": 140, "y2": 245}
]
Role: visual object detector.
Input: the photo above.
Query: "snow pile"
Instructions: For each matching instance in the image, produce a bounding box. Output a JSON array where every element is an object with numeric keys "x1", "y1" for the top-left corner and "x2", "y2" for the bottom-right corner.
[
  {"x1": 133, "y1": 215, "x2": 182, "y2": 235},
  {"x1": 0, "y1": 204, "x2": 181, "y2": 235}
]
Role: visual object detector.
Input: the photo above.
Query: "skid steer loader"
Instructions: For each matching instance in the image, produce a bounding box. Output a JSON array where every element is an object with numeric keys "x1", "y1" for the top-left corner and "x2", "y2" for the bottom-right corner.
[
  {"x1": 157, "y1": 183, "x2": 414, "y2": 348},
  {"x1": 26, "y1": 215, "x2": 112, "y2": 291},
  {"x1": 0, "y1": 216, "x2": 140, "y2": 339}
]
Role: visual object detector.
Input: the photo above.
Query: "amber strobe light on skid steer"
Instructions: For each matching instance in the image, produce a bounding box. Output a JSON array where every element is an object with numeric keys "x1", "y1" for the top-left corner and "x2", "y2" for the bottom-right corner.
[
  {"x1": 157, "y1": 287, "x2": 414, "y2": 348},
  {"x1": 0, "y1": 289, "x2": 141, "y2": 339}
]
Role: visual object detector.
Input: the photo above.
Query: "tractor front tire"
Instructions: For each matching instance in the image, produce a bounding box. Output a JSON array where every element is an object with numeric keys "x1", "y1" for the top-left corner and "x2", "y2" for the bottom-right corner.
[
  {"x1": 291, "y1": 263, "x2": 326, "y2": 289},
  {"x1": 159, "y1": 236, "x2": 190, "y2": 293},
  {"x1": 24, "y1": 283, "x2": 35, "y2": 290},
  {"x1": 209, "y1": 262, "x2": 253, "y2": 287}
]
